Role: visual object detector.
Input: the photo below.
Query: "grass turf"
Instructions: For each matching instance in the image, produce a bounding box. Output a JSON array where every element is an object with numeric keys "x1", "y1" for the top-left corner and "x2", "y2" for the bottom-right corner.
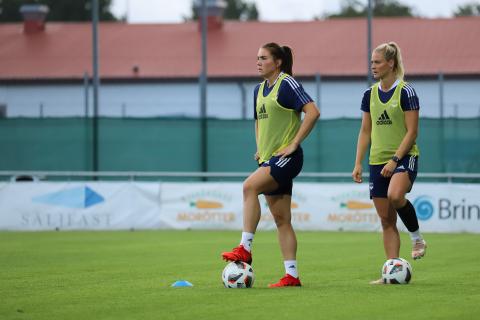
[{"x1": 1, "y1": 230, "x2": 479, "y2": 320}]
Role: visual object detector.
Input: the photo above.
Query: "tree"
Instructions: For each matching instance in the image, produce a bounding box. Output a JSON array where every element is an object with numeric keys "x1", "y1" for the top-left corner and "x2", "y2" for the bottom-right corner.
[
  {"x1": 191, "y1": 0, "x2": 258, "y2": 21},
  {"x1": 0, "y1": 0, "x2": 117, "y2": 22},
  {"x1": 372, "y1": 0, "x2": 413, "y2": 16},
  {"x1": 454, "y1": 2, "x2": 480, "y2": 16},
  {"x1": 324, "y1": 0, "x2": 415, "y2": 19},
  {"x1": 325, "y1": 0, "x2": 365, "y2": 18}
]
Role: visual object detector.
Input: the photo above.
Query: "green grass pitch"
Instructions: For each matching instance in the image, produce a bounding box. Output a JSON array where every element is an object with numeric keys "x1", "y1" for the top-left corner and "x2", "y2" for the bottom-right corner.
[{"x1": 1, "y1": 230, "x2": 479, "y2": 320}]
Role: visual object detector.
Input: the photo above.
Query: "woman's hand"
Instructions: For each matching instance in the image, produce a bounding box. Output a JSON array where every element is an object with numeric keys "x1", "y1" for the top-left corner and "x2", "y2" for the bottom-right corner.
[
  {"x1": 380, "y1": 160, "x2": 397, "y2": 178},
  {"x1": 275, "y1": 142, "x2": 299, "y2": 159},
  {"x1": 254, "y1": 151, "x2": 260, "y2": 161},
  {"x1": 352, "y1": 164, "x2": 363, "y2": 183}
]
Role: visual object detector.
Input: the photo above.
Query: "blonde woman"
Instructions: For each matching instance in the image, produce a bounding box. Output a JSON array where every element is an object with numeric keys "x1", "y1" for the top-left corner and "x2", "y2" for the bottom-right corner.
[{"x1": 352, "y1": 42, "x2": 427, "y2": 284}]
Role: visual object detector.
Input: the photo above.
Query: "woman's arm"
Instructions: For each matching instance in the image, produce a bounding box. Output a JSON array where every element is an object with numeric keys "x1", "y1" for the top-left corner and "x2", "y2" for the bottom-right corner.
[
  {"x1": 254, "y1": 120, "x2": 259, "y2": 161},
  {"x1": 276, "y1": 102, "x2": 320, "y2": 158},
  {"x1": 396, "y1": 110, "x2": 419, "y2": 159},
  {"x1": 352, "y1": 112, "x2": 372, "y2": 183}
]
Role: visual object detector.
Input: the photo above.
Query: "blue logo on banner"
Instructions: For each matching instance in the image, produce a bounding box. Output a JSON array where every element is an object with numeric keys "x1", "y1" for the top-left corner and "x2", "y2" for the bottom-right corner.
[
  {"x1": 33, "y1": 186, "x2": 105, "y2": 209},
  {"x1": 413, "y1": 196, "x2": 434, "y2": 221}
]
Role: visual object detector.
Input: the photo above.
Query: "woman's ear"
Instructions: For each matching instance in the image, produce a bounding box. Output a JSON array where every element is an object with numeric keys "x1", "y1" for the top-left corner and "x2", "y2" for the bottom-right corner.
[{"x1": 388, "y1": 59, "x2": 395, "y2": 69}]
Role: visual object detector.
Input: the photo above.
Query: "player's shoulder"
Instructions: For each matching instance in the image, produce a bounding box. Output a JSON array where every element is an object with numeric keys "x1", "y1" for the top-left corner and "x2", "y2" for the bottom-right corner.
[
  {"x1": 254, "y1": 82, "x2": 263, "y2": 92},
  {"x1": 253, "y1": 82, "x2": 263, "y2": 99},
  {"x1": 363, "y1": 86, "x2": 373, "y2": 97},
  {"x1": 366, "y1": 82, "x2": 378, "y2": 92},
  {"x1": 281, "y1": 74, "x2": 302, "y2": 89},
  {"x1": 401, "y1": 81, "x2": 418, "y2": 96},
  {"x1": 256, "y1": 79, "x2": 267, "y2": 88}
]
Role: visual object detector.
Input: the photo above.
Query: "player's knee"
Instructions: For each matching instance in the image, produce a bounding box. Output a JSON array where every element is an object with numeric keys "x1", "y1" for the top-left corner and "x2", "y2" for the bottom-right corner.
[
  {"x1": 272, "y1": 212, "x2": 291, "y2": 227},
  {"x1": 387, "y1": 191, "x2": 405, "y2": 208},
  {"x1": 380, "y1": 215, "x2": 396, "y2": 229},
  {"x1": 243, "y1": 181, "x2": 259, "y2": 197}
]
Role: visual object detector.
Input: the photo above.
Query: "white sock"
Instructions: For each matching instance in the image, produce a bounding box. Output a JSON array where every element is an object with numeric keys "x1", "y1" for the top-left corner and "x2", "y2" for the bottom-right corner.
[
  {"x1": 240, "y1": 232, "x2": 254, "y2": 252},
  {"x1": 409, "y1": 229, "x2": 422, "y2": 242},
  {"x1": 284, "y1": 260, "x2": 298, "y2": 278}
]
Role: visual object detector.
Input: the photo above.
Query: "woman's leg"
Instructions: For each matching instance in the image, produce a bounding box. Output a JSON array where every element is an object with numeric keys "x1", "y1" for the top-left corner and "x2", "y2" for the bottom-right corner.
[
  {"x1": 372, "y1": 197, "x2": 400, "y2": 259},
  {"x1": 266, "y1": 193, "x2": 302, "y2": 287},
  {"x1": 387, "y1": 171, "x2": 411, "y2": 209},
  {"x1": 221, "y1": 166, "x2": 278, "y2": 264},
  {"x1": 242, "y1": 166, "x2": 279, "y2": 232},
  {"x1": 388, "y1": 171, "x2": 426, "y2": 259},
  {"x1": 265, "y1": 194, "x2": 296, "y2": 261}
]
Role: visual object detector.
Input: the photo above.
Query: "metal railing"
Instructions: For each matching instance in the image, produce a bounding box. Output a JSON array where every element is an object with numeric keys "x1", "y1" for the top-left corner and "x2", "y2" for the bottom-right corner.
[{"x1": 1, "y1": 171, "x2": 480, "y2": 183}]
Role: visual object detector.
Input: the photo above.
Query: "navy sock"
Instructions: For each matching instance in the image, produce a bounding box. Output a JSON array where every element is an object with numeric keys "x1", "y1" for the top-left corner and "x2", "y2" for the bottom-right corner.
[{"x1": 396, "y1": 200, "x2": 419, "y2": 232}]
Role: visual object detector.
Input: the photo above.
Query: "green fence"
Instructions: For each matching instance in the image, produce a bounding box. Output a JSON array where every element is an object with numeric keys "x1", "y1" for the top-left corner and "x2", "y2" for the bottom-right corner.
[{"x1": 1, "y1": 118, "x2": 479, "y2": 173}]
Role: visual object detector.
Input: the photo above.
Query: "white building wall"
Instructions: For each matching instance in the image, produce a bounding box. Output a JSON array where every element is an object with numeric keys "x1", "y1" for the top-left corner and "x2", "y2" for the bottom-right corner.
[
  {"x1": 440, "y1": 80, "x2": 480, "y2": 118},
  {"x1": 1, "y1": 79, "x2": 479, "y2": 119}
]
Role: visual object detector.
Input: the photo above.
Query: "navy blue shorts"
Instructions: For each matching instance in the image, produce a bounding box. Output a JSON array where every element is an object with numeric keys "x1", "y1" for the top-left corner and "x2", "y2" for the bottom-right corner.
[
  {"x1": 260, "y1": 147, "x2": 303, "y2": 195},
  {"x1": 369, "y1": 155, "x2": 419, "y2": 199}
]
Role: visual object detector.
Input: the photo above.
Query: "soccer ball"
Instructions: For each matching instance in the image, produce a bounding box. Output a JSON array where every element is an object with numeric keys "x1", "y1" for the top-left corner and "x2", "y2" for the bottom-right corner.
[
  {"x1": 381, "y1": 258, "x2": 412, "y2": 284},
  {"x1": 222, "y1": 261, "x2": 254, "y2": 288}
]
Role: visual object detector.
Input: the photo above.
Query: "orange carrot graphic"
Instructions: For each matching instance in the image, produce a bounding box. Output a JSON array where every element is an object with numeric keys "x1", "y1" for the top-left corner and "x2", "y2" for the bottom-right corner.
[
  {"x1": 340, "y1": 201, "x2": 373, "y2": 210},
  {"x1": 190, "y1": 200, "x2": 223, "y2": 209}
]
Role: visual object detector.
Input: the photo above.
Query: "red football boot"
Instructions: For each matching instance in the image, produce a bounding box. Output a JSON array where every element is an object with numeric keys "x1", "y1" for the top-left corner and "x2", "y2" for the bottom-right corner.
[
  {"x1": 268, "y1": 274, "x2": 302, "y2": 288},
  {"x1": 221, "y1": 245, "x2": 252, "y2": 265}
]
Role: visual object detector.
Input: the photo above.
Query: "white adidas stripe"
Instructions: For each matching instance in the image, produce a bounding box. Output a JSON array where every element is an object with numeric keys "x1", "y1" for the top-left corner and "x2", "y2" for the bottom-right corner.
[
  {"x1": 403, "y1": 84, "x2": 419, "y2": 110},
  {"x1": 409, "y1": 156, "x2": 416, "y2": 170},
  {"x1": 404, "y1": 84, "x2": 414, "y2": 97},
  {"x1": 284, "y1": 75, "x2": 300, "y2": 88},
  {"x1": 284, "y1": 79, "x2": 310, "y2": 105},
  {"x1": 284, "y1": 76, "x2": 311, "y2": 105},
  {"x1": 275, "y1": 157, "x2": 291, "y2": 167},
  {"x1": 404, "y1": 85, "x2": 415, "y2": 109},
  {"x1": 276, "y1": 158, "x2": 288, "y2": 167},
  {"x1": 279, "y1": 158, "x2": 291, "y2": 167}
]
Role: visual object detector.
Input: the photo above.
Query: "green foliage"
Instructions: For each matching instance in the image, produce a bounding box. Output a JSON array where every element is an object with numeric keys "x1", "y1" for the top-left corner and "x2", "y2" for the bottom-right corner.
[
  {"x1": 372, "y1": 0, "x2": 414, "y2": 16},
  {"x1": 1, "y1": 230, "x2": 480, "y2": 319},
  {"x1": 191, "y1": 0, "x2": 258, "y2": 21},
  {"x1": 325, "y1": 0, "x2": 365, "y2": 18},
  {"x1": 325, "y1": 0, "x2": 415, "y2": 19},
  {"x1": 0, "y1": 0, "x2": 116, "y2": 22},
  {"x1": 454, "y1": 2, "x2": 480, "y2": 16},
  {"x1": 224, "y1": 0, "x2": 258, "y2": 20}
]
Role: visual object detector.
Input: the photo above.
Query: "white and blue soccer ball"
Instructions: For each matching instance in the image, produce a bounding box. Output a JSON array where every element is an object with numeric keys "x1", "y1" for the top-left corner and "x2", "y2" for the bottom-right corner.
[
  {"x1": 382, "y1": 258, "x2": 412, "y2": 284},
  {"x1": 222, "y1": 261, "x2": 254, "y2": 288}
]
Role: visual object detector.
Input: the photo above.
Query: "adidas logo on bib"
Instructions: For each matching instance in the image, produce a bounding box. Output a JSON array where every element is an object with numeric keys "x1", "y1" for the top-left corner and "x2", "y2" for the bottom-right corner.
[
  {"x1": 376, "y1": 110, "x2": 392, "y2": 125},
  {"x1": 258, "y1": 104, "x2": 268, "y2": 119}
]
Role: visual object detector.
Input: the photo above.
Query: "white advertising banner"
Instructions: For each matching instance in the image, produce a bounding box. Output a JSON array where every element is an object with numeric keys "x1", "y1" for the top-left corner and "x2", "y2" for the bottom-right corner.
[
  {"x1": 0, "y1": 182, "x2": 479, "y2": 232},
  {"x1": 0, "y1": 182, "x2": 162, "y2": 230}
]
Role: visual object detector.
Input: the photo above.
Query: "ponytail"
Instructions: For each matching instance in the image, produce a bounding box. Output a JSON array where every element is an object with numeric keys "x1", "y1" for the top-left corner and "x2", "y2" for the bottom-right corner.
[{"x1": 280, "y1": 46, "x2": 293, "y2": 75}]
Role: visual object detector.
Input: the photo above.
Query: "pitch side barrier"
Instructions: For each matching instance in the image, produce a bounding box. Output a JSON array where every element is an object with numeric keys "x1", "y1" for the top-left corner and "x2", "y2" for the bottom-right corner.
[
  {"x1": 0, "y1": 171, "x2": 479, "y2": 232},
  {"x1": 1, "y1": 171, "x2": 480, "y2": 182}
]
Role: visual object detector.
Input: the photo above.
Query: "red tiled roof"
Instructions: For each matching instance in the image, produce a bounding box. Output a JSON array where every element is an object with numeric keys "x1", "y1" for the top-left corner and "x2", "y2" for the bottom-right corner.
[{"x1": 0, "y1": 17, "x2": 479, "y2": 80}]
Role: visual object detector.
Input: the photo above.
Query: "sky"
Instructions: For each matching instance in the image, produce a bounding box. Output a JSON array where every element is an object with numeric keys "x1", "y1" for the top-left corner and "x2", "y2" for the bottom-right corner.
[{"x1": 110, "y1": 0, "x2": 476, "y2": 23}]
